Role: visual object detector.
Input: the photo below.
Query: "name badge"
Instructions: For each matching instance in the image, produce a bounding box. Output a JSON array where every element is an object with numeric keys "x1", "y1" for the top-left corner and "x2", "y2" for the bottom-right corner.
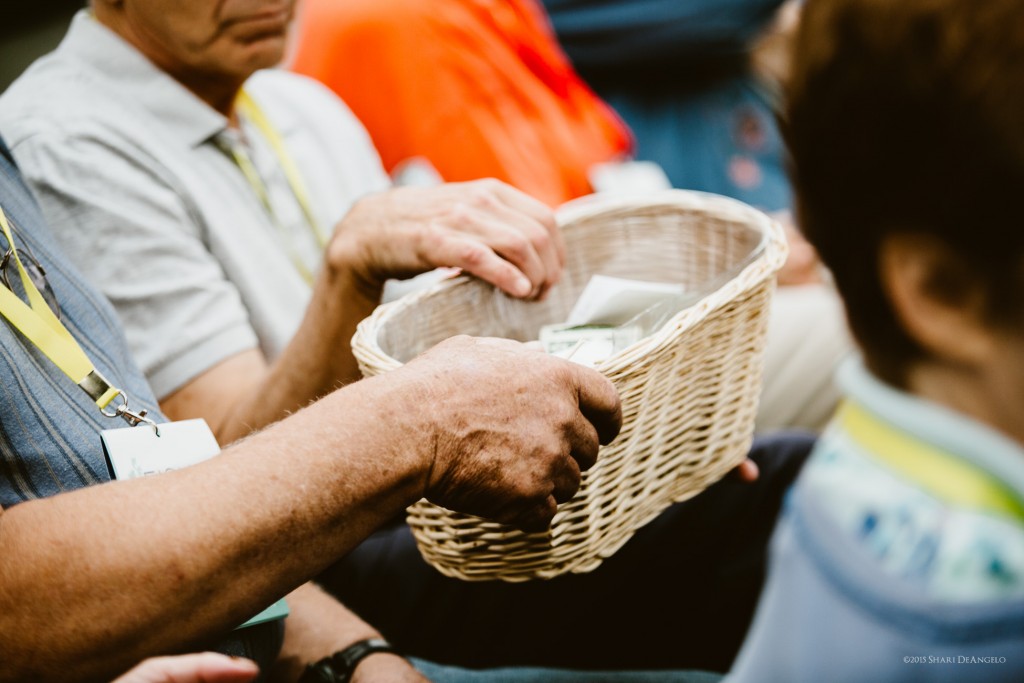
[
  {"x1": 101, "y1": 418, "x2": 289, "y2": 629},
  {"x1": 101, "y1": 418, "x2": 220, "y2": 480}
]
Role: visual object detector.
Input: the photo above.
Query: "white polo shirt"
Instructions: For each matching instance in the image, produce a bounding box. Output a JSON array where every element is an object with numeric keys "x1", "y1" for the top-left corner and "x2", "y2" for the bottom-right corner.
[{"x1": 0, "y1": 11, "x2": 391, "y2": 398}]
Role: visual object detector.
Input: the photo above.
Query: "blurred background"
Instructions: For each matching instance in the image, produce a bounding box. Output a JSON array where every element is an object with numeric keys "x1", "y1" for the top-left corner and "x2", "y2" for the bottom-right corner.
[{"x1": 2, "y1": 2, "x2": 80, "y2": 91}]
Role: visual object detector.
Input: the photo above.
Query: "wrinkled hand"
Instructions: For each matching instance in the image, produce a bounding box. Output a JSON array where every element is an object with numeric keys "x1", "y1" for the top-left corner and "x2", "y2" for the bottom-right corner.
[
  {"x1": 112, "y1": 653, "x2": 258, "y2": 683},
  {"x1": 403, "y1": 336, "x2": 622, "y2": 532},
  {"x1": 328, "y1": 180, "x2": 565, "y2": 300}
]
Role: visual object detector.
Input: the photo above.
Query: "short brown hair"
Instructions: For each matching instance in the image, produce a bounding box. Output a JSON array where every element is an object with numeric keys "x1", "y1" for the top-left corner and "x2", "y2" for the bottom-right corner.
[{"x1": 784, "y1": 0, "x2": 1024, "y2": 386}]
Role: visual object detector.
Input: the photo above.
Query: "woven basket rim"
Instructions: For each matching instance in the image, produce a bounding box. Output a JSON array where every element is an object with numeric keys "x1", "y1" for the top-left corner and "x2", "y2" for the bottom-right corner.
[{"x1": 354, "y1": 190, "x2": 788, "y2": 374}]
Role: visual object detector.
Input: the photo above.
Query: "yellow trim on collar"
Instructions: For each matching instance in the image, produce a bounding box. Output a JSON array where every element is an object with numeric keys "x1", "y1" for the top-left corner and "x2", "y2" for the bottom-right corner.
[{"x1": 839, "y1": 401, "x2": 1024, "y2": 523}]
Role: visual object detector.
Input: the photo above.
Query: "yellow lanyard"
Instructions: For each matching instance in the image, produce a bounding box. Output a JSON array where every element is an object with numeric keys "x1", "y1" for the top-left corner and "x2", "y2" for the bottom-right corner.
[
  {"x1": 0, "y1": 206, "x2": 155, "y2": 429},
  {"x1": 223, "y1": 90, "x2": 327, "y2": 286}
]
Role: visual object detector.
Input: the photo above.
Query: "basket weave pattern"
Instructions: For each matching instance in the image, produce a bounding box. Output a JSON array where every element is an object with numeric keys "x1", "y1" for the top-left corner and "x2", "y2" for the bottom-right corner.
[{"x1": 353, "y1": 191, "x2": 787, "y2": 581}]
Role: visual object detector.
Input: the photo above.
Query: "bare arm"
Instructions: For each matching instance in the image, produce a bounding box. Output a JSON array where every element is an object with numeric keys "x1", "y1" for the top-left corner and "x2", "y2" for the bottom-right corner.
[
  {"x1": 160, "y1": 264, "x2": 378, "y2": 443},
  {"x1": 0, "y1": 337, "x2": 620, "y2": 683},
  {"x1": 163, "y1": 180, "x2": 565, "y2": 444},
  {"x1": 0, "y1": 373, "x2": 424, "y2": 683}
]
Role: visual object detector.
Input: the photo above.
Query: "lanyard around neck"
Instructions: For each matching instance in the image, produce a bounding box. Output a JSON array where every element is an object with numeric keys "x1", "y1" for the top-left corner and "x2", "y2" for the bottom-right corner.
[
  {"x1": 225, "y1": 90, "x2": 327, "y2": 286},
  {"x1": 0, "y1": 206, "x2": 156, "y2": 431}
]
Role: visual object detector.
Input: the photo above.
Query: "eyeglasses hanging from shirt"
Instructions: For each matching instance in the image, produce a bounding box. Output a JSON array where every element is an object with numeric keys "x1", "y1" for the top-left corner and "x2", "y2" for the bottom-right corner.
[
  {"x1": 1, "y1": 217, "x2": 62, "y2": 319},
  {"x1": 216, "y1": 90, "x2": 327, "y2": 286},
  {"x1": 0, "y1": 205, "x2": 157, "y2": 431}
]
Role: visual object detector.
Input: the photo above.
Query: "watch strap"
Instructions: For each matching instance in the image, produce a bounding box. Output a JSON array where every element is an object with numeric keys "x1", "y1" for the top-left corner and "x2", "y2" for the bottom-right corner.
[{"x1": 299, "y1": 638, "x2": 398, "y2": 683}]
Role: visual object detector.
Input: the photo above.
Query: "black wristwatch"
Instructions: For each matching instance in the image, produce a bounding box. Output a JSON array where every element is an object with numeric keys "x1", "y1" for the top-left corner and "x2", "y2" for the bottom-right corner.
[{"x1": 299, "y1": 638, "x2": 400, "y2": 683}]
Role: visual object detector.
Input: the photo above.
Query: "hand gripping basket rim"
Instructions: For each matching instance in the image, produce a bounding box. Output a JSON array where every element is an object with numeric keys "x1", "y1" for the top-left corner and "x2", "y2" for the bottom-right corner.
[
  {"x1": 355, "y1": 191, "x2": 788, "y2": 375},
  {"x1": 352, "y1": 190, "x2": 788, "y2": 581}
]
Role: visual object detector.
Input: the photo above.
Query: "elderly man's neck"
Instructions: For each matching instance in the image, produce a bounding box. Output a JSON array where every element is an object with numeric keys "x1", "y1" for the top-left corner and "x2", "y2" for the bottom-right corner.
[{"x1": 92, "y1": 7, "x2": 245, "y2": 118}]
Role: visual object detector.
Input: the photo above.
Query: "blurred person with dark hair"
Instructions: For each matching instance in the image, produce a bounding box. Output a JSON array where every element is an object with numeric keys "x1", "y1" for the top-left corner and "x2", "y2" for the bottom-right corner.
[{"x1": 726, "y1": 1, "x2": 1024, "y2": 680}]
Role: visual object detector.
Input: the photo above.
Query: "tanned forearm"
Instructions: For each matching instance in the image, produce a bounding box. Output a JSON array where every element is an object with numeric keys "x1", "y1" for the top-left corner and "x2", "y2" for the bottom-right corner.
[
  {"x1": 162, "y1": 264, "x2": 381, "y2": 444},
  {"x1": 217, "y1": 264, "x2": 380, "y2": 442},
  {"x1": 163, "y1": 179, "x2": 565, "y2": 446},
  {"x1": 0, "y1": 373, "x2": 426, "y2": 683}
]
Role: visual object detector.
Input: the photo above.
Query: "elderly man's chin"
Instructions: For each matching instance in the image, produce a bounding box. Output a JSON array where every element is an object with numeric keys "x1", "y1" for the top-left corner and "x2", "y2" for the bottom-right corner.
[
  {"x1": 223, "y1": 0, "x2": 293, "y2": 43},
  {"x1": 225, "y1": 8, "x2": 295, "y2": 67},
  {"x1": 224, "y1": 32, "x2": 290, "y2": 75}
]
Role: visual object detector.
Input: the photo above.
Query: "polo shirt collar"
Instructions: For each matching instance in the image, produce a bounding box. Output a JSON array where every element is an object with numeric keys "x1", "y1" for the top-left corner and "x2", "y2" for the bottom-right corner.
[{"x1": 57, "y1": 10, "x2": 230, "y2": 148}]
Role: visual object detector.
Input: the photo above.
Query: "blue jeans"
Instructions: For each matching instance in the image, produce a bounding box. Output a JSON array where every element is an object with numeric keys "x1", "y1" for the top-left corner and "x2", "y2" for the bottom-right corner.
[{"x1": 412, "y1": 659, "x2": 723, "y2": 683}]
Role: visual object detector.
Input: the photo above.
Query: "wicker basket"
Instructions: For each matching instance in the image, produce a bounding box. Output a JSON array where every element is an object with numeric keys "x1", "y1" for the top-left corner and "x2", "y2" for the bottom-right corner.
[{"x1": 352, "y1": 190, "x2": 788, "y2": 582}]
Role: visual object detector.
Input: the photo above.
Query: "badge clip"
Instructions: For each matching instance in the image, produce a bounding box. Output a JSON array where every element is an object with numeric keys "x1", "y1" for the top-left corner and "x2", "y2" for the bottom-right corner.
[{"x1": 101, "y1": 392, "x2": 161, "y2": 436}]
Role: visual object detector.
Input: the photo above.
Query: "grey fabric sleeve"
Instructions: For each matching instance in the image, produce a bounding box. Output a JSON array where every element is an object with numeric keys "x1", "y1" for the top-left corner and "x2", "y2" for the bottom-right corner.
[{"x1": 10, "y1": 132, "x2": 258, "y2": 399}]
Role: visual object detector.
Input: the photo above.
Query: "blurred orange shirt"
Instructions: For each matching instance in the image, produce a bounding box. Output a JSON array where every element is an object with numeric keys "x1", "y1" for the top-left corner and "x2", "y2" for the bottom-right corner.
[{"x1": 291, "y1": 0, "x2": 633, "y2": 207}]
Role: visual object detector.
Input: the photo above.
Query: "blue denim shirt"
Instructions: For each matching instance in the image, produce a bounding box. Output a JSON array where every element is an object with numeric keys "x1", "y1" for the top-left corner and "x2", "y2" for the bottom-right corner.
[
  {"x1": 0, "y1": 138, "x2": 164, "y2": 505},
  {"x1": 0, "y1": 138, "x2": 281, "y2": 672},
  {"x1": 542, "y1": 0, "x2": 791, "y2": 211}
]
